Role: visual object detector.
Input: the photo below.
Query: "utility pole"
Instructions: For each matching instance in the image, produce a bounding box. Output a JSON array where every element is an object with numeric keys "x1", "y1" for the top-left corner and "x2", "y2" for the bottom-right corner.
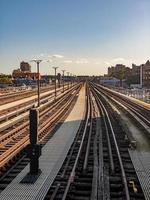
[
  {"x1": 31, "y1": 59, "x2": 42, "y2": 107},
  {"x1": 140, "y1": 65, "x2": 143, "y2": 88},
  {"x1": 70, "y1": 73, "x2": 72, "y2": 86},
  {"x1": 62, "y1": 70, "x2": 65, "y2": 93},
  {"x1": 53, "y1": 67, "x2": 58, "y2": 99},
  {"x1": 67, "y1": 72, "x2": 70, "y2": 89}
]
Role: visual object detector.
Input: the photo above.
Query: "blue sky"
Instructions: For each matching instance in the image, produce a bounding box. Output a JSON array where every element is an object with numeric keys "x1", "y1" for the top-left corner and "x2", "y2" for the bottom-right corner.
[{"x1": 0, "y1": 0, "x2": 150, "y2": 75}]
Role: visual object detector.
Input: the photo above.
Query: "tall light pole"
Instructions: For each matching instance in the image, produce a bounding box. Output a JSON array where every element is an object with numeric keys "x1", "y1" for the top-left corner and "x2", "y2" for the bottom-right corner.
[
  {"x1": 67, "y1": 72, "x2": 70, "y2": 89},
  {"x1": 70, "y1": 73, "x2": 72, "y2": 86},
  {"x1": 140, "y1": 65, "x2": 143, "y2": 88},
  {"x1": 73, "y1": 74, "x2": 75, "y2": 85},
  {"x1": 31, "y1": 59, "x2": 42, "y2": 107},
  {"x1": 53, "y1": 67, "x2": 58, "y2": 99},
  {"x1": 62, "y1": 70, "x2": 65, "y2": 93}
]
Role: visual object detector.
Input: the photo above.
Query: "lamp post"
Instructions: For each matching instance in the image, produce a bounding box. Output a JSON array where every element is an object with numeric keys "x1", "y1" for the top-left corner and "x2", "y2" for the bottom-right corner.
[
  {"x1": 62, "y1": 70, "x2": 65, "y2": 93},
  {"x1": 70, "y1": 73, "x2": 72, "y2": 86},
  {"x1": 73, "y1": 74, "x2": 75, "y2": 85},
  {"x1": 31, "y1": 59, "x2": 42, "y2": 107},
  {"x1": 53, "y1": 67, "x2": 58, "y2": 99},
  {"x1": 67, "y1": 72, "x2": 70, "y2": 89},
  {"x1": 140, "y1": 65, "x2": 143, "y2": 88}
]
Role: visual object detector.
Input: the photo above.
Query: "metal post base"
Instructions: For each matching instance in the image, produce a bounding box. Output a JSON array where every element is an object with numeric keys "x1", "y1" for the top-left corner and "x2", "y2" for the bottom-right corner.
[{"x1": 20, "y1": 169, "x2": 42, "y2": 184}]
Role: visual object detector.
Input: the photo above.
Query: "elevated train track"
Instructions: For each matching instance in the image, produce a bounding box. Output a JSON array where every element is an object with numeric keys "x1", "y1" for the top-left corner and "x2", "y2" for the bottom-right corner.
[
  {"x1": 0, "y1": 84, "x2": 81, "y2": 178},
  {"x1": 91, "y1": 83, "x2": 150, "y2": 138},
  {"x1": 0, "y1": 84, "x2": 71, "y2": 120},
  {"x1": 0, "y1": 84, "x2": 69, "y2": 106},
  {"x1": 91, "y1": 84, "x2": 144, "y2": 199},
  {"x1": 0, "y1": 85, "x2": 55, "y2": 106},
  {"x1": 43, "y1": 83, "x2": 144, "y2": 199},
  {"x1": 0, "y1": 82, "x2": 147, "y2": 199}
]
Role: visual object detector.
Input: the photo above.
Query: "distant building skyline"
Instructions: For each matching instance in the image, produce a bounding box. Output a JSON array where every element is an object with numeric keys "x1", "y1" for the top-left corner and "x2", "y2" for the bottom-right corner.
[
  {"x1": 0, "y1": 0, "x2": 150, "y2": 75},
  {"x1": 107, "y1": 60, "x2": 150, "y2": 87}
]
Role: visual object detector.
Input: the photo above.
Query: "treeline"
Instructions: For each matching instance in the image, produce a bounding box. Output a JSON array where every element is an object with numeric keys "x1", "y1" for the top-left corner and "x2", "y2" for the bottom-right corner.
[{"x1": 0, "y1": 74, "x2": 12, "y2": 84}]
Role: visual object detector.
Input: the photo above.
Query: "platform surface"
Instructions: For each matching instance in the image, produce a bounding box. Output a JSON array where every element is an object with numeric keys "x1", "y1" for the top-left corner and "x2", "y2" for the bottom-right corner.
[
  {"x1": 129, "y1": 150, "x2": 150, "y2": 200},
  {"x1": 0, "y1": 86, "x2": 70, "y2": 132},
  {"x1": 99, "y1": 84, "x2": 150, "y2": 109},
  {"x1": 0, "y1": 86, "x2": 67, "y2": 112},
  {"x1": 0, "y1": 86, "x2": 85, "y2": 200}
]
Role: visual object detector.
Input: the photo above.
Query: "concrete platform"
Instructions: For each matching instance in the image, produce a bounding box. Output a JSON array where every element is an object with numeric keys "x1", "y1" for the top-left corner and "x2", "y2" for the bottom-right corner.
[
  {"x1": 0, "y1": 86, "x2": 85, "y2": 200},
  {"x1": 0, "y1": 86, "x2": 68, "y2": 112},
  {"x1": 98, "y1": 84, "x2": 150, "y2": 110},
  {"x1": 129, "y1": 150, "x2": 150, "y2": 200},
  {"x1": 0, "y1": 85, "x2": 71, "y2": 132}
]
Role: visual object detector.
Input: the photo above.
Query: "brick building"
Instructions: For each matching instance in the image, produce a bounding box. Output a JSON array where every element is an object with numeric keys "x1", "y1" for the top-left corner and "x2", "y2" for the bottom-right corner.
[
  {"x1": 20, "y1": 61, "x2": 31, "y2": 72},
  {"x1": 12, "y1": 61, "x2": 40, "y2": 80},
  {"x1": 142, "y1": 60, "x2": 150, "y2": 87},
  {"x1": 107, "y1": 60, "x2": 150, "y2": 87},
  {"x1": 108, "y1": 64, "x2": 131, "y2": 86}
]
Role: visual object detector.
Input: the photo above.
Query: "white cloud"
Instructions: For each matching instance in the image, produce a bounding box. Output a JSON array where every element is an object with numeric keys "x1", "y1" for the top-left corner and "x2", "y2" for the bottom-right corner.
[
  {"x1": 103, "y1": 58, "x2": 137, "y2": 68},
  {"x1": 104, "y1": 58, "x2": 126, "y2": 66},
  {"x1": 76, "y1": 58, "x2": 89, "y2": 64},
  {"x1": 63, "y1": 60, "x2": 73, "y2": 63},
  {"x1": 104, "y1": 61, "x2": 111, "y2": 66},
  {"x1": 30, "y1": 53, "x2": 48, "y2": 62},
  {"x1": 52, "y1": 54, "x2": 64, "y2": 58},
  {"x1": 112, "y1": 57, "x2": 125, "y2": 62},
  {"x1": 94, "y1": 62, "x2": 101, "y2": 65},
  {"x1": 40, "y1": 53, "x2": 45, "y2": 57},
  {"x1": 47, "y1": 59, "x2": 53, "y2": 63}
]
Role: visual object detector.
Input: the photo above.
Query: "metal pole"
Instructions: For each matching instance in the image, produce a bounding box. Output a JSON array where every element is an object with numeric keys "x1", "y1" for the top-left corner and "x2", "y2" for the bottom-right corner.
[
  {"x1": 53, "y1": 67, "x2": 58, "y2": 99},
  {"x1": 67, "y1": 72, "x2": 69, "y2": 89},
  {"x1": 55, "y1": 68, "x2": 56, "y2": 98},
  {"x1": 62, "y1": 70, "x2": 65, "y2": 93},
  {"x1": 70, "y1": 73, "x2": 72, "y2": 87},
  {"x1": 73, "y1": 74, "x2": 75, "y2": 85},
  {"x1": 37, "y1": 62, "x2": 40, "y2": 107},
  {"x1": 30, "y1": 59, "x2": 42, "y2": 108},
  {"x1": 21, "y1": 108, "x2": 42, "y2": 183},
  {"x1": 140, "y1": 65, "x2": 142, "y2": 88}
]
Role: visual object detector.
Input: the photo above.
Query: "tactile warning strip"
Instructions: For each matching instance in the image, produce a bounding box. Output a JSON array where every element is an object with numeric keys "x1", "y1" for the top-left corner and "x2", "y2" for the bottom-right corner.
[{"x1": 129, "y1": 150, "x2": 150, "y2": 200}]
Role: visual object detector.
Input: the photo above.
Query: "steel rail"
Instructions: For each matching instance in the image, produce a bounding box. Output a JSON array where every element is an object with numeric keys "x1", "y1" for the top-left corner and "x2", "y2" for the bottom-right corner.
[
  {"x1": 0, "y1": 85, "x2": 81, "y2": 170},
  {"x1": 98, "y1": 85, "x2": 150, "y2": 126},
  {"x1": 92, "y1": 88, "x2": 115, "y2": 174},
  {"x1": 91, "y1": 85, "x2": 130, "y2": 200},
  {"x1": 83, "y1": 86, "x2": 92, "y2": 171},
  {"x1": 93, "y1": 83, "x2": 150, "y2": 119},
  {"x1": 0, "y1": 87, "x2": 80, "y2": 186},
  {"x1": 89, "y1": 88, "x2": 99, "y2": 200},
  {"x1": 94, "y1": 83, "x2": 150, "y2": 112},
  {"x1": 0, "y1": 85, "x2": 78, "y2": 147},
  {"x1": 0, "y1": 85, "x2": 71, "y2": 120},
  {"x1": 93, "y1": 84, "x2": 150, "y2": 135},
  {"x1": 0, "y1": 84, "x2": 79, "y2": 133},
  {"x1": 62, "y1": 87, "x2": 91, "y2": 200},
  {"x1": 49, "y1": 87, "x2": 87, "y2": 199},
  {"x1": 0, "y1": 85, "x2": 62, "y2": 105},
  {"x1": 0, "y1": 85, "x2": 77, "y2": 145},
  {"x1": 0, "y1": 85, "x2": 79, "y2": 148}
]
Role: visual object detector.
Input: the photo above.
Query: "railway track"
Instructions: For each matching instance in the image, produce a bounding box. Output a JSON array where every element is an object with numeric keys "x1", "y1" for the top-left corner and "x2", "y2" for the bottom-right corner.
[
  {"x1": 0, "y1": 85, "x2": 54, "y2": 105},
  {"x1": 0, "y1": 83, "x2": 146, "y2": 199},
  {"x1": 91, "y1": 85, "x2": 144, "y2": 199},
  {"x1": 91, "y1": 83, "x2": 150, "y2": 137},
  {"x1": 43, "y1": 83, "x2": 145, "y2": 199},
  {"x1": 44, "y1": 85, "x2": 96, "y2": 199},
  {"x1": 0, "y1": 84, "x2": 81, "y2": 182},
  {"x1": 0, "y1": 84, "x2": 71, "y2": 118}
]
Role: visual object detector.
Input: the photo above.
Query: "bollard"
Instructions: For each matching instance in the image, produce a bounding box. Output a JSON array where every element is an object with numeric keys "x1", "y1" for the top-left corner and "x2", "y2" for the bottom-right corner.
[{"x1": 21, "y1": 108, "x2": 42, "y2": 184}]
